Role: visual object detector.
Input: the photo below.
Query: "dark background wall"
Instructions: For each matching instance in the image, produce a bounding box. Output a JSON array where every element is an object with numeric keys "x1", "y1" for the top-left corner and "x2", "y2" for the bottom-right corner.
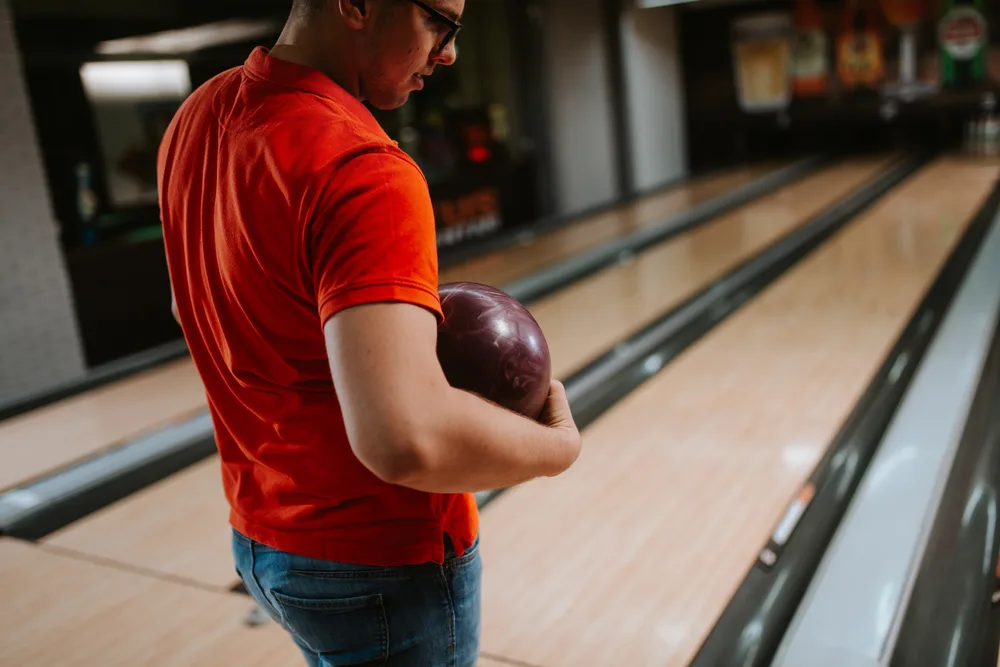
[
  {"x1": 10, "y1": 0, "x2": 288, "y2": 367},
  {"x1": 675, "y1": 0, "x2": 1000, "y2": 172},
  {"x1": 0, "y1": 0, "x2": 86, "y2": 402},
  {"x1": 7, "y1": 0, "x2": 1000, "y2": 378}
]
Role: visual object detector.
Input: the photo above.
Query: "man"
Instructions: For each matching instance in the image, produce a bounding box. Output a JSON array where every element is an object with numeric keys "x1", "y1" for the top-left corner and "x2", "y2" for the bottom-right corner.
[{"x1": 157, "y1": 1, "x2": 582, "y2": 665}]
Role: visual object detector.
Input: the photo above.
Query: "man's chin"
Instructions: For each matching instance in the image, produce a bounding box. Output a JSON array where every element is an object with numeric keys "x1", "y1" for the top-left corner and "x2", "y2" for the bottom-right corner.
[{"x1": 369, "y1": 91, "x2": 413, "y2": 112}]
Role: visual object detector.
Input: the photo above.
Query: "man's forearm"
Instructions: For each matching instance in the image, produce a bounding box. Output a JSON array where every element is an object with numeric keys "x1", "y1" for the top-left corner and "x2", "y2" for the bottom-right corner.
[{"x1": 396, "y1": 388, "x2": 576, "y2": 494}]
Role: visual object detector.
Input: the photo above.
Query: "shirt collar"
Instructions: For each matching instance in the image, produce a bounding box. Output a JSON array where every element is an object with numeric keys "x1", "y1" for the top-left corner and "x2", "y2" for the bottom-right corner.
[{"x1": 243, "y1": 46, "x2": 385, "y2": 136}]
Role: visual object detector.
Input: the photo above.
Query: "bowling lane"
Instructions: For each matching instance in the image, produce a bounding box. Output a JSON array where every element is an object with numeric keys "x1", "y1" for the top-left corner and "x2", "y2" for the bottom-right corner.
[
  {"x1": 42, "y1": 456, "x2": 232, "y2": 589},
  {"x1": 33, "y1": 157, "x2": 886, "y2": 592},
  {"x1": 35, "y1": 159, "x2": 885, "y2": 589},
  {"x1": 475, "y1": 157, "x2": 1000, "y2": 667},
  {"x1": 477, "y1": 658, "x2": 520, "y2": 667},
  {"x1": 439, "y1": 163, "x2": 776, "y2": 287},
  {"x1": 0, "y1": 358, "x2": 206, "y2": 492},
  {"x1": 0, "y1": 538, "x2": 303, "y2": 667},
  {"x1": 0, "y1": 164, "x2": 772, "y2": 495},
  {"x1": 527, "y1": 157, "x2": 891, "y2": 379}
]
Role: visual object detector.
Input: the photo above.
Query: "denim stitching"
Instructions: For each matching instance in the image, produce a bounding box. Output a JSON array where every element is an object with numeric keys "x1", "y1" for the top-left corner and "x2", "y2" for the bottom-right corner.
[
  {"x1": 436, "y1": 563, "x2": 457, "y2": 667},
  {"x1": 379, "y1": 602, "x2": 389, "y2": 667},
  {"x1": 249, "y1": 539, "x2": 289, "y2": 629}
]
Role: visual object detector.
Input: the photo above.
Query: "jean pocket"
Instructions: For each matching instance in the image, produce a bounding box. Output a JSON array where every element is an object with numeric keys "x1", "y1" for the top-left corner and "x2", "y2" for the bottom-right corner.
[
  {"x1": 449, "y1": 538, "x2": 481, "y2": 570},
  {"x1": 269, "y1": 590, "x2": 389, "y2": 666}
]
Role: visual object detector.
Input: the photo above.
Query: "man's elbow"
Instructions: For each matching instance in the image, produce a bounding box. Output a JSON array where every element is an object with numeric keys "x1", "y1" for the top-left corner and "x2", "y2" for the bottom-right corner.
[{"x1": 354, "y1": 431, "x2": 435, "y2": 487}]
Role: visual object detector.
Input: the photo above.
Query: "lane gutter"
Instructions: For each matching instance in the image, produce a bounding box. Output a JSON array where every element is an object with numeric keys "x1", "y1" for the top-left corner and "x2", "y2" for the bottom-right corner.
[{"x1": 889, "y1": 209, "x2": 1000, "y2": 667}]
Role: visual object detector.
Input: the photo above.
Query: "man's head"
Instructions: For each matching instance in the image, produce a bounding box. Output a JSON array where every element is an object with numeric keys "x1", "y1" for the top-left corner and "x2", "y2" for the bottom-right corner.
[{"x1": 287, "y1": 0, "x2": 463, "y2": 109}]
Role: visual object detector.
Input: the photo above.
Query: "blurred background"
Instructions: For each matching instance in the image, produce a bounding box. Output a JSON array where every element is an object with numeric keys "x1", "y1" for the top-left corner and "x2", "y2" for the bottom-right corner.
[
  {"x1": 7, "y1": 0, "x2": 998, "y2": 380},
  {"x1": 3, "y1": 0, "x2": 1000, "y2": 665}
]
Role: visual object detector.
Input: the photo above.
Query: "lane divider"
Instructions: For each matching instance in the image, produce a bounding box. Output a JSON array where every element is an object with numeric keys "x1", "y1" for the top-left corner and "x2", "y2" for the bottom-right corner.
[{"x1": 889, "y1": 216, "x2": 1000, "y2": 667}]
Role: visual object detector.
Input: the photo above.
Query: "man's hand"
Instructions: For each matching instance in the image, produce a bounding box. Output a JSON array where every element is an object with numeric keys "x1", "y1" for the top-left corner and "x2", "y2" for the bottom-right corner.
[{"x1": 536, "y1": 380, "x2": 582, "y2": 474}]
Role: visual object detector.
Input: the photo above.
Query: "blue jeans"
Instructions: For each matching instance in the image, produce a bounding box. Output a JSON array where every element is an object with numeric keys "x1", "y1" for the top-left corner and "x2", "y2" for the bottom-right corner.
[{"x1": 232, "y1": 529, "x2": 482, "y2": 667}]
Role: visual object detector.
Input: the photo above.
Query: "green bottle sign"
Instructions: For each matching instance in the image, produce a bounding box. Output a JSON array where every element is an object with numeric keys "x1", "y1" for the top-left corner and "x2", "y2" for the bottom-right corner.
[{"x1": 939, "y1": 0, "x2": 989, "y2": 88}]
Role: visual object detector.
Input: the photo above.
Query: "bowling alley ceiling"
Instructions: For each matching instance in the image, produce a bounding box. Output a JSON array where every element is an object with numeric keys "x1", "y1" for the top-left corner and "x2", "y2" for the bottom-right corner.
[
  {"x1": 10, "y1": 0, "x2": 282, "y2": 19},
  {"x1": 10, "y1": 0, "x2": 285, "y2": 54}
]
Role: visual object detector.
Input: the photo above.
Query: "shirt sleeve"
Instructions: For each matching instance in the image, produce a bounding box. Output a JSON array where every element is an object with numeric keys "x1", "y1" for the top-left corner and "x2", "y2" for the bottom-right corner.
[{"x1": 308, "y1": 148, "x2": 443, "y2": 326}]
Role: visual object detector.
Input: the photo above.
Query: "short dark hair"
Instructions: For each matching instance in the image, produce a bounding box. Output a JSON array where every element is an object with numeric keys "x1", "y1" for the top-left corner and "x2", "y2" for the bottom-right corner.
[{"x1": 293, "y1": 0, "x2": 327, "y2": 15}]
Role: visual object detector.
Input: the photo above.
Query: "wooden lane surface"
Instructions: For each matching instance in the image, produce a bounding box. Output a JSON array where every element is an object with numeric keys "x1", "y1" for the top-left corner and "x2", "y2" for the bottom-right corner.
[
  {"x1": 439, "y1": 163, "x2": 776, "y2": 287},
  {"x1": 528, "y1": 157, "x2": 892, "y2": 379},
  {"x1": 475, "y1": 156, "x2": 1000, "y2": 667},
  {"x1": 477, "y1": 656, "x2": 540, "y2": 667},
  {"x1": 42, "y1": 456, "x2": 233, "y2": 589},
  {"x1": 0, "y1": 358, "x2": 206, "y2": 492},
  {"x1": 0, "y1": 538, "x2": 304, "y2": 667},
  {"x1": 2, "y1": 536, "x2": 533, "y2": 667},
  {"x1": 0, "y1": 164, "x2": 770, "y2": 495},
  {"x1": 35, "y1": 159, "x2": 883, "y2": 591},
  {"x1": 0, "y1": 535, "x2": 545, "y2": 667}
]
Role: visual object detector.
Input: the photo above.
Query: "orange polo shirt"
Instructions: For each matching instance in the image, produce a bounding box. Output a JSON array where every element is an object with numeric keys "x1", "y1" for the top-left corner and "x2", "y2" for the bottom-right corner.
[{"x1": 157, "y1": 46, "x2": 478, "y2": 566}]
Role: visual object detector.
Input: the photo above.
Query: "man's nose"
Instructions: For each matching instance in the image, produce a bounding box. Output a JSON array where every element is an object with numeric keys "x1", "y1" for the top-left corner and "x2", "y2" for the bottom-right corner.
[{"x1": 434, "y1": 40, "x2": 458, "y2": 66}]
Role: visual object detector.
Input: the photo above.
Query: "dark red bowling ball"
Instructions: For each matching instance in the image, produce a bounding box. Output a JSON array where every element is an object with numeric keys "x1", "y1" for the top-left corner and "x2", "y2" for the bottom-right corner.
[{"x1": 437, "y1": 282, "x2": 552, "y2": 420}]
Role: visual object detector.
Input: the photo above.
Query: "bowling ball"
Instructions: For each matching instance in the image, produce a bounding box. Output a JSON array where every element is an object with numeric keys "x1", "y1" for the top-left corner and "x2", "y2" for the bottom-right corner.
[{"x1": 437, "y1": 282, "x2": 552, "y2": 420}]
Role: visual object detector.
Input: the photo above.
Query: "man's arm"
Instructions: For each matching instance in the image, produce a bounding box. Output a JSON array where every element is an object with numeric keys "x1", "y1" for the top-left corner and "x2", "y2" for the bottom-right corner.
[{"x1": 324, "y1": 301, "x2": 581, "y2": 494}]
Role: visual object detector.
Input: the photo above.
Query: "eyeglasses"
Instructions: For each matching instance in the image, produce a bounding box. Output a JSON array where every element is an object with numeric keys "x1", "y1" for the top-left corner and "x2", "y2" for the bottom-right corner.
[{"x1": 406, "y1": 0, "x2": 462, "y2": 53}]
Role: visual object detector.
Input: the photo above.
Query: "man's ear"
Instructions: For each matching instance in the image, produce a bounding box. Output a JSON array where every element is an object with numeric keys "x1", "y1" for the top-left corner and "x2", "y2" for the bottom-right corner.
[{"x1": 338, "y1": 0, "x2": 368, "y2": 25}]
